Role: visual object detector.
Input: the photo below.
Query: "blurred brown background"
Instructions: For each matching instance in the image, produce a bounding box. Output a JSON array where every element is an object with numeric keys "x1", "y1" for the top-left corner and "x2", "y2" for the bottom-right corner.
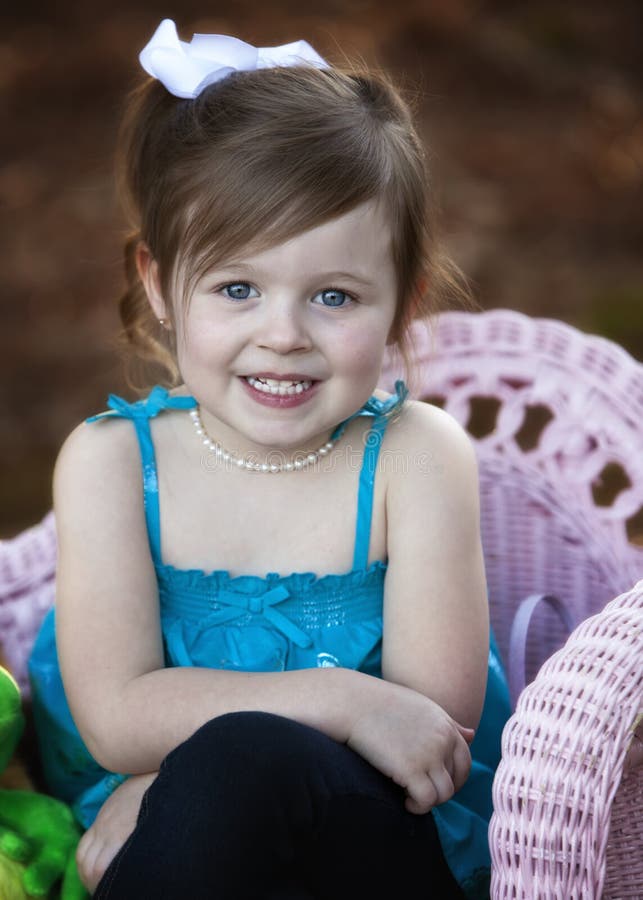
[{"x1": 2, "y1": 1, "x2": 642, "y2": 538}]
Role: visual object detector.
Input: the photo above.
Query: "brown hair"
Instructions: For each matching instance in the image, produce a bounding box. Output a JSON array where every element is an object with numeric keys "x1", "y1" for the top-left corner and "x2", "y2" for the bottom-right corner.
[{"x1": 114, "y1": 57, "x2": 474, "y2": 391}]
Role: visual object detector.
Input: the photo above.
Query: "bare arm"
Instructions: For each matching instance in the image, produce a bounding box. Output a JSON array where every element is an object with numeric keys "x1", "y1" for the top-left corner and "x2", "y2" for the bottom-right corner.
[
  {"x1": 382, "y1": 400, "x2": 489, "y2": 730},
  {"x1": 340, "y1": 401, "x2": 488, "y2": 814}
]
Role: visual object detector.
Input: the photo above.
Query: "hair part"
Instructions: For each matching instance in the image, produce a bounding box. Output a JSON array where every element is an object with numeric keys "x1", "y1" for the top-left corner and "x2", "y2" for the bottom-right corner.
[{"x1": 114, "y1": 57, "x2": 475, "y2": 392}]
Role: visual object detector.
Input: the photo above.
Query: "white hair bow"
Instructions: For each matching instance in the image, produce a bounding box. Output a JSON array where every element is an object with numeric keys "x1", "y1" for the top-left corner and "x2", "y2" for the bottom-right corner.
[{"x1": 139, "y1": 19, "x2": 329, "y2": 99}]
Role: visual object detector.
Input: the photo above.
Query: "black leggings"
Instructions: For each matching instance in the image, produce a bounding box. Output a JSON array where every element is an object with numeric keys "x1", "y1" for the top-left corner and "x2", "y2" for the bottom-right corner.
[{"x1": 95, "y1": 711, "x2": 465, "y2": 899}]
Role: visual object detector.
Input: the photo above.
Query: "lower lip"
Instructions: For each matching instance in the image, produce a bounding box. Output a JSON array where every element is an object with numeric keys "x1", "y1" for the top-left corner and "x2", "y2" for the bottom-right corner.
[{"x1": 239, "y1": 377, "x2": 320, "y2": 408}]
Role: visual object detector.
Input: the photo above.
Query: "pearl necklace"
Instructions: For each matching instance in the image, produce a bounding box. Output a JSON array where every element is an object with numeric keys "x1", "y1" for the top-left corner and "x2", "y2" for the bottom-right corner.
[{"x1": 189, "y1": 407, "x2": 340, "y2": 473}]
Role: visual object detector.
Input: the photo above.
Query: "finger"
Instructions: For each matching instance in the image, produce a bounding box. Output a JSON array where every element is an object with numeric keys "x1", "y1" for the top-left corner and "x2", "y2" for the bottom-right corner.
[
  {"x1": 456, "y1": 723, "x2": 476, "y2": 744},
  {"x1": 75, "y1": 829, "x2": 91, "y2": 874},
  {"x1": 403, "y1": 774, "x2": 438, "y2": 815},
  {"x1": 79, "y1": 857, "x2": 101, "y2": 895},
  {"x1": 76, "y1": 828, "x2": 92, "y2": 860},
  {"x1": 452, "y1": 737, "x2": 473, "y2": 793},
  {"x1": 92, "y1": 841, "x2": 122, "y2": 891},
  {"x1": 76, "y1": 831, "x2": 99, "y2": 892},
  {"x1": 426, "y1": 767, "x2": 456, "y2": 806},
  {"x1": 445, "y1": 753, "x2": 455, "y2": 784},
  {"x1": 85, "y1": 861, "x2": 104, "y2": 895},
  {"x1": 80, "y1": 828, "x2": 125, "y2": 894}
]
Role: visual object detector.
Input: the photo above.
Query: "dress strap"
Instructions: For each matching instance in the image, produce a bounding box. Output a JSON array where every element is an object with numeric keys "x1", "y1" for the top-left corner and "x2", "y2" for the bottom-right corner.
[
  {"x1": 331, "y1": 380, "x2": 408, "y2": 571},
  {"x1": 86, "y1": 386, "x2": 197, "y2": 566},
  {"x1": 352, "y1": 416, "x2": 389, "y2": 570}
]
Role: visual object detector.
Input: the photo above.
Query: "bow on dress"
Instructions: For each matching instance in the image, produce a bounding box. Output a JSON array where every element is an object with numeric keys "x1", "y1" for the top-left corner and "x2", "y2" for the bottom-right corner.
[{"x1": 85, "y1": 386, "x2": 197, "y2": 422}]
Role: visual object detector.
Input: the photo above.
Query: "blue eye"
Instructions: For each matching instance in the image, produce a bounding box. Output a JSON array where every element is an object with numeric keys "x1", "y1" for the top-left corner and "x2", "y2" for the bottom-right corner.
[
  {"x1": 314, "y1": 288, "x2": 352, "y2": 308},
  {"x1": 222, "y1": 282, "x2": 257, "y2": 301}
]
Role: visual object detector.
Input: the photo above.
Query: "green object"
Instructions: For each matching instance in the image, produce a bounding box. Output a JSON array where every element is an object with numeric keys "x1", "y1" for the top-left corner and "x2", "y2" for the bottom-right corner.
[{"x1": 0, "y1": 666, "x2": 88, "y2": 900}]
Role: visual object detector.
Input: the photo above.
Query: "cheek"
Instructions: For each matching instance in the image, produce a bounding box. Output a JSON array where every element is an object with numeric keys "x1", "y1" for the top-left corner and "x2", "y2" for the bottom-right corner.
[
  {"x1": 176, "y1": 315, "x2": 233, "y2": 365},
  {"x1": 333, "y1": 325, "x2": 388, "y2": 376}
]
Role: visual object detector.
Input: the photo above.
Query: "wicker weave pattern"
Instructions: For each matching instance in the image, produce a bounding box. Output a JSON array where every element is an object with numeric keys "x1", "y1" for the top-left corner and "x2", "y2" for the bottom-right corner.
[
  {"x1": 0, "y1": 510, "x2": 56, "y2": 694},
  {"x1": 604, "y1": 749, "x2": 643, "y2": 898},
  {"x1": 489, "y1": 582, "x2": 643, "y2": 899}
]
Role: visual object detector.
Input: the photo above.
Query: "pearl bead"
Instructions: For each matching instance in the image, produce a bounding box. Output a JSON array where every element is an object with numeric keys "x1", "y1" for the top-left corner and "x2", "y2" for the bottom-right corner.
[{"x1": 191, "y1": 408, "x2": 340, "y2": 473}]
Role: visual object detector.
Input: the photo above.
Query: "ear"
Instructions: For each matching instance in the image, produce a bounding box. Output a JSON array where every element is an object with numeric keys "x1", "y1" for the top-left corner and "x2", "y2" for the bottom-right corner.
[{"x1": 135, "y1": 242, "x2": 169, "y2": 322}]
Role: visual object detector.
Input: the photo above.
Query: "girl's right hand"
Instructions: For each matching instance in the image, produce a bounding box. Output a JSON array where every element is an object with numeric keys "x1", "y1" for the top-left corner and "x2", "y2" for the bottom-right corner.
[
  {"x1": 346, "y1": 682, "x2": 474, "y2": 815},
  {"x1": 76, "y1": 771, "x2": 157, "y2": 893}
]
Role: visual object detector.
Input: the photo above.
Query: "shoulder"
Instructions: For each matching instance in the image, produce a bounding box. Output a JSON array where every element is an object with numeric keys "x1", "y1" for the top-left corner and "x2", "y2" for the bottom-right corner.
[
  {"x1": 53, "y1": 414, "x2": 144, "y2": 537},
  {"x1": 54, "y1": 382, "x2": 187, "y2": 486},
  {"x1": 383, "y1": 396, "x2": 478, "y2": 477},
  {"x1": 55, "y1": 414, "x2": 140, "y2": 489},
  {"x1": 383, "y1": 398, "x2": 480, "y2": 528}
]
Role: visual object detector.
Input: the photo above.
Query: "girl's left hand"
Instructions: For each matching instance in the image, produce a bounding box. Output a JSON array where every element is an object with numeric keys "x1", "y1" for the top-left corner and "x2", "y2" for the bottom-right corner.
[
  {"x1": 346, "y1": 679, "x2": 474, "y2": 815},
  {"x1": 76, "y1": 771, "x2": 157, "y2": 893}
]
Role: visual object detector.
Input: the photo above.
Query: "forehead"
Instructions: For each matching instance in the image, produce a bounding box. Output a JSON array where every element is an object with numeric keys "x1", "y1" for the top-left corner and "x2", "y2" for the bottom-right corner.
[{"x1": 216, "y1": 198, "x2": 393, "y2": 272}]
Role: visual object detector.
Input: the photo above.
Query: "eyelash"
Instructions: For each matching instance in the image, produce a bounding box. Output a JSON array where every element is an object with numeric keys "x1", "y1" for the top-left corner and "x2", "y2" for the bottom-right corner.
[{"x1": 216, "y1": 282, "x2": 357, "y2": 308}]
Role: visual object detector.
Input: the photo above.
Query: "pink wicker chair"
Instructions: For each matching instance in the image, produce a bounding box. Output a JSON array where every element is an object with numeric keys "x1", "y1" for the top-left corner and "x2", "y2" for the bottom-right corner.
[
  {"x1": 379, "y1": 308, "x2": 643, "y2": 899},
  {"x1": 1, "y1": 308, "x2": 642, "y2": 898}
]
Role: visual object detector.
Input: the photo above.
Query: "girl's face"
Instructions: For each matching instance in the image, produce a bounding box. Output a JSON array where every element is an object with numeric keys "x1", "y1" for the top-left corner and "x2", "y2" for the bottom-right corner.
[{"x1": 143, "y1": 198, "x2": 399, "y2": 458}]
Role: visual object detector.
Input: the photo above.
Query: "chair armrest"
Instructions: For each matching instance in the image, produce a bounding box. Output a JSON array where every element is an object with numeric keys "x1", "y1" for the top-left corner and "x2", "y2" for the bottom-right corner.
[
  {"x1": 507, "y1": 593, "x2": 577, "y2": 709},
  {"x1": 489, "y1": 580, "x2": 643, "y2": 899}
]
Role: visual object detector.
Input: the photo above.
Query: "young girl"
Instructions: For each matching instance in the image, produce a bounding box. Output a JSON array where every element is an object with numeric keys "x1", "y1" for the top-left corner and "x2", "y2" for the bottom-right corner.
[{"x1": 29, "y1": 18, "x2": 511, "y2": 899}]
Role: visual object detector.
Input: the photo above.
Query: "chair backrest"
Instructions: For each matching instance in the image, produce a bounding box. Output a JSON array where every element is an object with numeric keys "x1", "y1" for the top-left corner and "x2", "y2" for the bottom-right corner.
[{"x1": 380, "y1": 309, "x2": 643, "y2": 696}]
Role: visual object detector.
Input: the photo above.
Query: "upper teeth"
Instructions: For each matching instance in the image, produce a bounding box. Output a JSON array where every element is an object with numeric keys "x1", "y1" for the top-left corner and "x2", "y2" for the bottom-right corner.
[{"x1": 246, "y1": 376, "x2": 313, "y2": 395}]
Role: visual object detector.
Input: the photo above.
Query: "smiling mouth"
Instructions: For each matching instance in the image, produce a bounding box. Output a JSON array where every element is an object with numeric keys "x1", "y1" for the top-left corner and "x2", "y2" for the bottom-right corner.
[{"x1": 244, "y1": 376, "x2": 315, "y2": 396}]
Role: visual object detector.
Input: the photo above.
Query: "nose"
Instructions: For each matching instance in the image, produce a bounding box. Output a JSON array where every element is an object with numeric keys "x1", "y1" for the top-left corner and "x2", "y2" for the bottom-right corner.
[{"x1": 255, "y1": 299, "x2": 313, "y2": 354}]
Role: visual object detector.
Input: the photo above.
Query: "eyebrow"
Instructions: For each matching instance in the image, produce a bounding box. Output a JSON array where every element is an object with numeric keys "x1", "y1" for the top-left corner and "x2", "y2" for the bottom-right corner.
[
  {"x1": 212, "y1": 262, "x2": 375, "y2": 287},
  {"x1": 322, "y1": 271, "x2": 375, "y2": 287}
]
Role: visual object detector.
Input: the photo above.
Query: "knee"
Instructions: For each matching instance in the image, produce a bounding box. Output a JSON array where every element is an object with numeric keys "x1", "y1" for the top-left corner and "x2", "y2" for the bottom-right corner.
[
  {"x1": 165, "y1": 711, "x2": 331, "y2": 793},
  {"x1": 182, "y1": 710, "x2": 310, "y2": 754}
]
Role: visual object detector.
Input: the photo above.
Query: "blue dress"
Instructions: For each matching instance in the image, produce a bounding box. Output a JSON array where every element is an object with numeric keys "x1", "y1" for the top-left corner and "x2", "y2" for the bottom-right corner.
[{"x1": 28, "y1": 380, "x2": 511, "y2": 900}]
